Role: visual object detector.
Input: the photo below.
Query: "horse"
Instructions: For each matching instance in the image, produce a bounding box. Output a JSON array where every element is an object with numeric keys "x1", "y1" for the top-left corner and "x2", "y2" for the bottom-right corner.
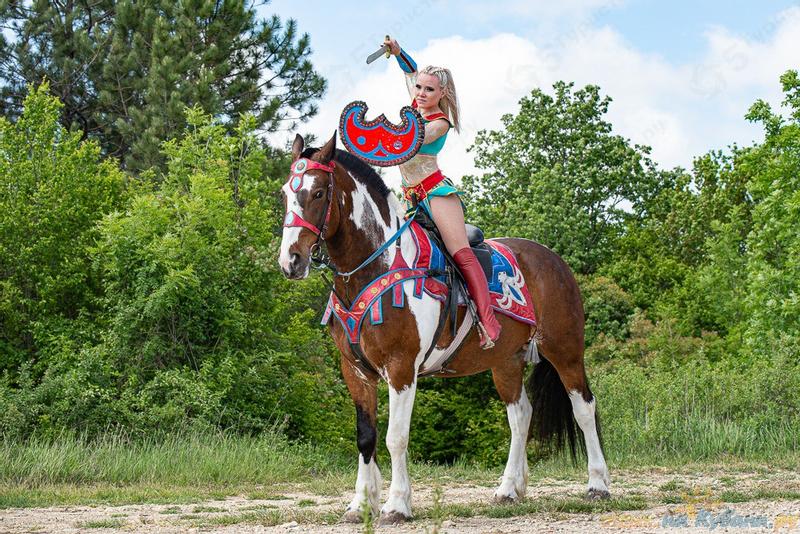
[{"x1": 278, "y1": 132, "x2": 610, "y2": 524}]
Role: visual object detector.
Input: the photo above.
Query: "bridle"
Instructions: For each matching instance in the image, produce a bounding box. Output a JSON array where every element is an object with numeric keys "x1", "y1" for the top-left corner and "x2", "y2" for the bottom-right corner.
[
  {"x1": 282, "y1": 155, "x2": 416, "y2": 281},
  {"x1": 282, "y1": 157, "x2": 337, "y2": 265}
]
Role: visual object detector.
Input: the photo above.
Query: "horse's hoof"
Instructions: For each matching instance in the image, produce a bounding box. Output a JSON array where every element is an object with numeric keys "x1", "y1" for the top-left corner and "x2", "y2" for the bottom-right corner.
[
  {"x1": 493, "y1": 493, "x2": 517, "y2": 504},
  {"x1": 341, "y1": 510, "x2": 363, "y2": 523},
  {"x1": 379, "y1": 511, "x2": 411, "y2": 525},
  {"x1": 586, "y1": 488, "x2": 611, "y2": 500}
]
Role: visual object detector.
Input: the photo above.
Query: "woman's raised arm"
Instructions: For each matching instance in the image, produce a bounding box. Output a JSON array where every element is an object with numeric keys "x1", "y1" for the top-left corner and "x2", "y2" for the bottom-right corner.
[{"x1": 385, "y1": 37, "x2": 417, "y2": 100}]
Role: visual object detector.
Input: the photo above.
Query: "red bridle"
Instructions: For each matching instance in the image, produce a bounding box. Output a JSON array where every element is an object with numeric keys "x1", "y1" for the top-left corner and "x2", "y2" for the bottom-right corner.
[{"x1": 283, "y1": 157, "x2": 337, "y2": 238}]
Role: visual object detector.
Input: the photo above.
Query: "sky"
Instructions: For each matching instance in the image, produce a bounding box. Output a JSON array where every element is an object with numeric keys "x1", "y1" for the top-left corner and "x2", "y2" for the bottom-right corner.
[{"x1": 261, "y1": 0, "x2": 800, "y2": 189}]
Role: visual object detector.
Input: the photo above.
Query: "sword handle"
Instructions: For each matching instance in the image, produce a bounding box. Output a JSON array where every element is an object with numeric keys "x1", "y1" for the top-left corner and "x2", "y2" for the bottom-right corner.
[{"x1": 385, "y1": 35, "x2": 391, "y2": 58}]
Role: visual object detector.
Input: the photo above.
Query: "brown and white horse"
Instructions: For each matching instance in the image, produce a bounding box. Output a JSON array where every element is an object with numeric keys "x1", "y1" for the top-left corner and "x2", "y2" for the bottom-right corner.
[{"x1": 278, "y1": 133, "x2": 610, "y2": 523}]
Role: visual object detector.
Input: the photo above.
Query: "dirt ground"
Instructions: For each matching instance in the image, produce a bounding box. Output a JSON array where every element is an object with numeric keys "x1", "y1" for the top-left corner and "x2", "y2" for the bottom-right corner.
[{"x1": 2, "y1": 467, "x2": 799, "y2": 533}]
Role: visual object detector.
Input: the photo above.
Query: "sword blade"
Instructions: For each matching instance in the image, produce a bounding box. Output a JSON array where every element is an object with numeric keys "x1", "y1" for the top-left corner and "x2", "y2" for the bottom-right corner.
[{"x1": 366, "y1": 44, "x2": 389, "y2": 64}]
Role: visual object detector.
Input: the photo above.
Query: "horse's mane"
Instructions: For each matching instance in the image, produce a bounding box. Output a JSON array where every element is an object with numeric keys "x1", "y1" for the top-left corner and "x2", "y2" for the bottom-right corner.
[{"x1": 301, "y1": 147, "x2": 391, "y2": 199}]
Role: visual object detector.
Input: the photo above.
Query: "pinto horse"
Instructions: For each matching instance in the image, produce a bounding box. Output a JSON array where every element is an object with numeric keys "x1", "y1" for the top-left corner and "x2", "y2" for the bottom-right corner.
[{"x1": 278, "y1": 133, "x2": 610, "y2": 523}]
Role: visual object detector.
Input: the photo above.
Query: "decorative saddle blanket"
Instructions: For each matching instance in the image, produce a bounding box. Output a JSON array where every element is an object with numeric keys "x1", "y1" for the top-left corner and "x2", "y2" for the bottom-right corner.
[{"x1": 321, "y1": 222, "x2": 537, "y2": 344}]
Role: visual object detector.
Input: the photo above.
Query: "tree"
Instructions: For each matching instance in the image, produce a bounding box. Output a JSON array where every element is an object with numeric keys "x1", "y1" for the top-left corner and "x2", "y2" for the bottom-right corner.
[
  {"x1": 462, "y1": 82, "x2": 660, "y2": 274},
  {"x1": 0, "y1": 0, "x2": 325, "y2": 173},
  {"x1": 740, "y1": 70, "x2": 800, "y2": 354},
  {"x1": 0, "y1": 84, "x2": 126, "y2": 372},
  {"x1": 604, "y1": 151, "x2": 752, "y2": 325}
]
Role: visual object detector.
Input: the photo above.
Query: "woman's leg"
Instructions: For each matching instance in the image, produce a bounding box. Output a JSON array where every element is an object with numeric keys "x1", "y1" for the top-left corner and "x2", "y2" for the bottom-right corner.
[
  {"x1": 427, "y1": 195, "x2": 469, "y2": 255},
  {"x1": 429, "y1": 195, "x2": 501, "y2": 347}
]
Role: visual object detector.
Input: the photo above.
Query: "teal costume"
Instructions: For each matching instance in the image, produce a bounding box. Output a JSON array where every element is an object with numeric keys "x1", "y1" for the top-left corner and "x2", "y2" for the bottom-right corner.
[{"x1": 399, "y1": 83, "x2": 464, "y2": 217}]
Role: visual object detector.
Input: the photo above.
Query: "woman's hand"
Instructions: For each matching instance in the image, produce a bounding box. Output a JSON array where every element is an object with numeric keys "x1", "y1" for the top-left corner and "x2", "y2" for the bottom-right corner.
[{"x1": 385, "y1": 37, "x2": 401, "y2": 56}]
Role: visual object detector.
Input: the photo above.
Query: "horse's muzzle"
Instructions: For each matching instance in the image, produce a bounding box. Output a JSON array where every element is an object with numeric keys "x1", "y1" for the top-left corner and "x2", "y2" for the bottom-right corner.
[{"x1": 280, "y1": 252, "x2": 310, "y2": 279}]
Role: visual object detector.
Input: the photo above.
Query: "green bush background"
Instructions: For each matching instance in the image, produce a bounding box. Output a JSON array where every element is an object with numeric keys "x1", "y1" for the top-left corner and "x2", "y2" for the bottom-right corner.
[{"x1": 2, "y1": 73, "x2": 800, "y2": 467}]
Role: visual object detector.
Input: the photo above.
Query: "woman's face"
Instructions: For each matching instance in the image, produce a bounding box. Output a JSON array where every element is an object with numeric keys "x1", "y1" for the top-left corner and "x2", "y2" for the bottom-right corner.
[{"x1": 415, "y1": 73, "x2": 443, "y2": 107}]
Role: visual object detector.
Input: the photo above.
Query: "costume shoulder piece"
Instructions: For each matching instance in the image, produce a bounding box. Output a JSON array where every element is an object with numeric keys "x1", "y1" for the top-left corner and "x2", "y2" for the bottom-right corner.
[{"x1": 422, "y1": 112, "x2": 452, "y2": 127}]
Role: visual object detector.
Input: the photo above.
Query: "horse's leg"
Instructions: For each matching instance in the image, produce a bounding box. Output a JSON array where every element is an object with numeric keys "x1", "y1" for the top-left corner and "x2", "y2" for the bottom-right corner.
[
  {"x1": 492, "y1": 357, "x2": 532, "y2": 502},
  {"x1": 569, "y1": 383, "x2": 611, "y2": 498},
  {"x1": 379, "y1": 377, "x2": 417, "y2": 523},
  {"x1": 542, "y1": 344, "x2": 611, "y2": 498},
  {"x1": 341, "y1": 357, "x2": 382, "y2": 522}
]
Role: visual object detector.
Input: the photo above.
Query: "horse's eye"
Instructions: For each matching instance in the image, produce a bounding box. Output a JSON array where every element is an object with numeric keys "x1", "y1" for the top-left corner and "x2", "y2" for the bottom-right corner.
[{"x1": 314, "y1": 190, "x2": 324, "y2": 199}]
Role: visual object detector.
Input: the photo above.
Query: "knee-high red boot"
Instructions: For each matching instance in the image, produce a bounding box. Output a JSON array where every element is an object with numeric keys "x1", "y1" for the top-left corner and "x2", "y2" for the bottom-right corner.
[{"x1": 453, "y1": 247, "x2": 502, "y2": 349}]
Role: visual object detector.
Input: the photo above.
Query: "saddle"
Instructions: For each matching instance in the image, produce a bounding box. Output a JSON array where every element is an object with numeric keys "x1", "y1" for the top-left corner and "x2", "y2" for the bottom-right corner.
[
  {"x1": 412, "y1": 208, "x2": 494, "y2": 286},
  {"x1": 321, "y1": 208, "x2": 536, "y2": 375}
]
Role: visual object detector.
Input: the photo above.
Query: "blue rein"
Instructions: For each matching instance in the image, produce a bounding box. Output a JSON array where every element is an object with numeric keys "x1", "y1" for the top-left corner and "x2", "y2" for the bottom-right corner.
[{"x1": 335, "y1": 210, "x2": 416, "y2": 279}]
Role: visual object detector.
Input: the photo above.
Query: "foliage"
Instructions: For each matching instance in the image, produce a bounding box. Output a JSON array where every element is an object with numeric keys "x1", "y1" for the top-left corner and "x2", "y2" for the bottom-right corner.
[
  {"x1": 602, "y1": 151, "x2": 751, "y2": 324},
  {"x1": 592, "y1": 337, "x2": 800, "y2": 460},
  {"x1": 0, "y1": 84, "x2": 126, "y2": 373},
  {"x1": 0, "y1": 100, "x2": 351, "y2": 443},
  {"x1": 578, "y1": 275, "x2": 636, "y2": 346},
  {"x1": 462, "y1": 81, "x2": 661, "y2": 274},
  {"x1": 3, "y1": 68, "x2": 800, "y2": 469},
  {"x1": 0, "y1": 0, "x2": 326, "y2": 173},
  {"x1": 402, "y1": 375, "x2": 509, "y2": 465},
  {"x1": 740, "y1": 70, "x2": 800, "y2": 353}
]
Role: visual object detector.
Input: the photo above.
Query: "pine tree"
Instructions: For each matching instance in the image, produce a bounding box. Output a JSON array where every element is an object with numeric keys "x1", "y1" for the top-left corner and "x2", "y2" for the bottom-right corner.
[{"x1": 0, "y1": 0, "x2": 325, "y2": 173}]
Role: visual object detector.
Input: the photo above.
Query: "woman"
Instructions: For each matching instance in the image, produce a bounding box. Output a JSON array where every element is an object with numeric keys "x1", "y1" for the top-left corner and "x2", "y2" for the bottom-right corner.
[{"x1": 385, "y1": 37, "x2": 501, "y2": 349}]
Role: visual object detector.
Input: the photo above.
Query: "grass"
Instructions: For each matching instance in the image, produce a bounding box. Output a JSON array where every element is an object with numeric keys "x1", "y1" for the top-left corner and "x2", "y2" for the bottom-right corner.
[
  {"x1": 186, "y1": 508, "x2": 341, "y2": 528},
  {"x1": 75, "y1": 518, "x2": 126, "y2": 529},
  {"x1": 175, "y1": 494, "x2": 648, "y2": 529},
  {"x1": 0, "y1": 430, "x2": 351, "y2": 487},
  {"x1": 192, "y1": 505, "x2": 225, "y2": 513},
  {"x1": 0, "y1": 430, "x2": 798, "y2": 514},
  {"x1": 159, "y1": 505, "x2": 181, "y2": 514},
  {"x1": 718, "y1": 489, "x2": 800, "y2": 503}
]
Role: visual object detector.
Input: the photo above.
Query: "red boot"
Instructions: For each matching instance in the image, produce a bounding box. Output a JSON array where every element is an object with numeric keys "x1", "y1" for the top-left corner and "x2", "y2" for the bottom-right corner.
[{"x1": 453, "y1": 247, "x2": 502, "y2": 349}]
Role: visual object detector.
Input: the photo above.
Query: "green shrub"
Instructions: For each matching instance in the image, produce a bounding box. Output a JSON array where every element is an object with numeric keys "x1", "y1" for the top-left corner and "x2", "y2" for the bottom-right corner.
[
  {"x1": 0, "y1": 84, "x2": 126, "y2": 374},
  {"x1": 578, "y1": 275, "x2": 636, "y2": 346}
]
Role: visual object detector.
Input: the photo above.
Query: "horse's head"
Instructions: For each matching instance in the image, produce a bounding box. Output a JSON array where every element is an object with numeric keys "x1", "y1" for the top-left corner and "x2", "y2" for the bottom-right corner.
[{"x1": 278, "y1": 132, "x2": 340, "y2": 279}]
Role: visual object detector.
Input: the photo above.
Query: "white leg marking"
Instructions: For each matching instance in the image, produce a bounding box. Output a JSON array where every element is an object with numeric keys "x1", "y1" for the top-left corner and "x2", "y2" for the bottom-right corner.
[
  {"x1": 381, "y1": 383, "x2": 417, "y2": 518},
  {"x1": 495, "y1": 393, "x2": 532, "y2": 501},
  {"x1": 569, "y1": 390, "x2": 611, "y2": 493},
  {"x1": 346, "y1": 453, "x2": 382, "y2": 516}
]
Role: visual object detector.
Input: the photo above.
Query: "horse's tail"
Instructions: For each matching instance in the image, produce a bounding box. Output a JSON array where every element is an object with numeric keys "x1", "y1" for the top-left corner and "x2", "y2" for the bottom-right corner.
[{"x1": 525, "y1": 356, "x2": 588, "y2": 462}]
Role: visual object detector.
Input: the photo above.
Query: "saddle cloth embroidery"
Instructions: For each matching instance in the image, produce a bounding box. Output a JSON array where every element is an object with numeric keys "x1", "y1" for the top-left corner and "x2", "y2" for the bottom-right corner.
[{"x1": 321, "y1": 221, "x2": 537, "y2": 344}]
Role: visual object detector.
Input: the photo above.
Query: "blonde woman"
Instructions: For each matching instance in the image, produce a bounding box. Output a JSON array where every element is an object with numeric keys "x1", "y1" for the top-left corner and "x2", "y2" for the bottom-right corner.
[{"x1": 385, "y1": 37, "x2": 501, "y2": 349}]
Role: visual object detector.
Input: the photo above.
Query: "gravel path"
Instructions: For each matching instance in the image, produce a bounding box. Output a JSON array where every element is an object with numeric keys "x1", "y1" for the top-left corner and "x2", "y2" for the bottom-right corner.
[{"x1": 1, "y1": 467, "x2": 799, "y2": 533}]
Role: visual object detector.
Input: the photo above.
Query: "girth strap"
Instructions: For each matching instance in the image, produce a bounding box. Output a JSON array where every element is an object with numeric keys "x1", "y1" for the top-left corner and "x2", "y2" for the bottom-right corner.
[{"x1": 349, "y1": 341, "x2": 380, "y2": 377}]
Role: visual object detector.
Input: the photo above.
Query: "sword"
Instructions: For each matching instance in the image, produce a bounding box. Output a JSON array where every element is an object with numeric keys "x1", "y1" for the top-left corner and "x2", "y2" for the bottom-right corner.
[{"x1": 366, "y1": 35, "x2": 391, "y2": 64}]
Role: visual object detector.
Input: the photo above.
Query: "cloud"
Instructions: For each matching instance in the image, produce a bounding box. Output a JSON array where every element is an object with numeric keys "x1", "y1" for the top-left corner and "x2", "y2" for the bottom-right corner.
[
  {"x1": 269, "y1": 6, "x2": 800, "y2": 189},
  {"x1": 451, "y1": 0, "x2": 626, "y2": 26}
]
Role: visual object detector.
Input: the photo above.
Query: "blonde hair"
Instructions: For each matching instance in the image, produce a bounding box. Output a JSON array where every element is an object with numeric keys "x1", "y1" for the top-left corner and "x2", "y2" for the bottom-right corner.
[{"x1": 419, "y1": 65, "x2": 461, "y2": 133}]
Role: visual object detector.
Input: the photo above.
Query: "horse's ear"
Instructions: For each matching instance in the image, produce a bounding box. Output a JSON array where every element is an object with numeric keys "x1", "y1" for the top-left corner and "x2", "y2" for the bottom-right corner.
[
  {"x1": 317, "y1": 131, "x2": 337, "y2": 163},
  {"x1": 291, "y1": 134, "x2": 304, "y2": 162}
]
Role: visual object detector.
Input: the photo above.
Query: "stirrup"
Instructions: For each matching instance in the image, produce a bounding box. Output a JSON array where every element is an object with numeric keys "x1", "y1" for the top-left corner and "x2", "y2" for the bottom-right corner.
[{"x1": 477, "y1": 322, "x2": 495, "y2": 350}]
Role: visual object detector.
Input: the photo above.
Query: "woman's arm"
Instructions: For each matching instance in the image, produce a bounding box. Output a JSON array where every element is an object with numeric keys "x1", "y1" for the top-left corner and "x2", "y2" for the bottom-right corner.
[
  {"x1": 385, "y1": 37, "x2": 417, "y2": 100},
  {"x1": 423, "y1": 119, "x2": 449, "y2": 146}
]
